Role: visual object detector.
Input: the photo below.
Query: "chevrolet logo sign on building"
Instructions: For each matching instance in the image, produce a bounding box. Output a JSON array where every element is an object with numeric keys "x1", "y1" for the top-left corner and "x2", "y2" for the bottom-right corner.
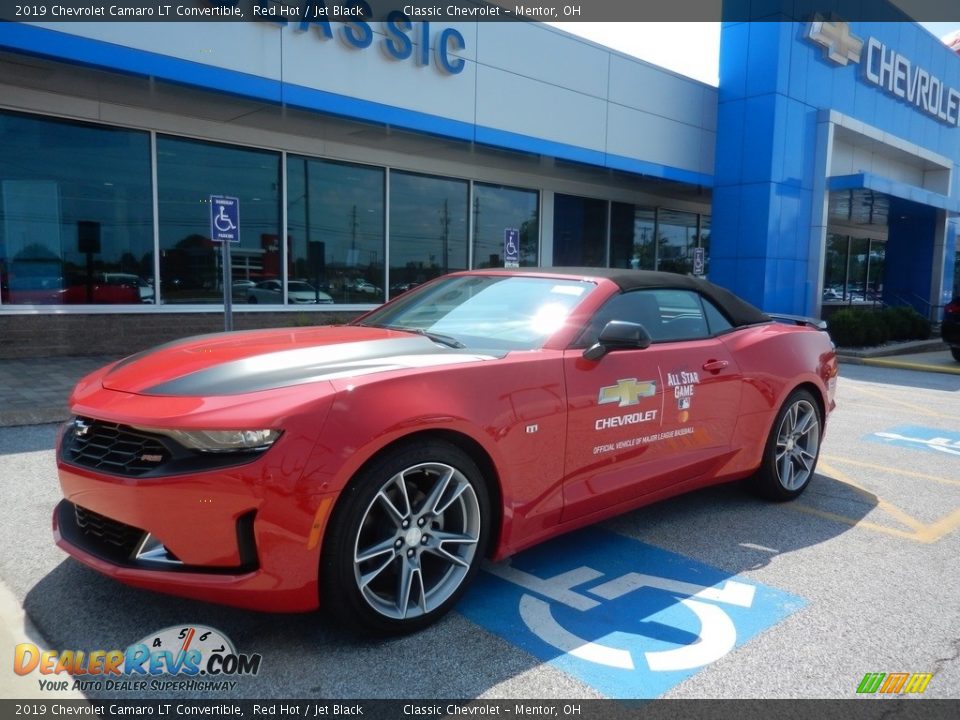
[
  {"x1": 805, "y1": 16, "x2": 960, "y2": 128},
  {"x1": 598, "y1": 379, "x2": 657, "y2": 408},
  {"x1": 806, "y1": 16, "x2": 864, "y2": 66}
]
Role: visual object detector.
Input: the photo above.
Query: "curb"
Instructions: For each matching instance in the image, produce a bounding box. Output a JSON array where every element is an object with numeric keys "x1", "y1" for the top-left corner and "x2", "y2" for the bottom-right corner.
[
  {"x1": 0, "y1": 409, "x2": 70, "y2": 429},
  {"x1": 833, "y1": 339, "x2": 947, "y2": 359},
  {"x1": 857, "y1": 357, "x2": 960, "y2": 375}
]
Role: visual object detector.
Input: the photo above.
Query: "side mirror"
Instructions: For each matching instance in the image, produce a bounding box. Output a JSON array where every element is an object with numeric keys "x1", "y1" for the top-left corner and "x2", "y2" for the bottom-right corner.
[{"x1": 582, "y1": 320, "x2": 652, "y2": 361}]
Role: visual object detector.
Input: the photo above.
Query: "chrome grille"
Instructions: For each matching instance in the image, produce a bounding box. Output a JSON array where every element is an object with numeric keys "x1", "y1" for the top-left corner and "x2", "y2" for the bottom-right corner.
[{"x1": 63, "y1": 417, "x2": 169, "y2": 477}]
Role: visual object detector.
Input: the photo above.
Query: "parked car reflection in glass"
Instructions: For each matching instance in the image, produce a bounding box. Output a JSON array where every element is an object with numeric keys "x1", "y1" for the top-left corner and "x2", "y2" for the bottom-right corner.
[{"x1": 247, "y1": 279, "x2": 333, "y2": 304}]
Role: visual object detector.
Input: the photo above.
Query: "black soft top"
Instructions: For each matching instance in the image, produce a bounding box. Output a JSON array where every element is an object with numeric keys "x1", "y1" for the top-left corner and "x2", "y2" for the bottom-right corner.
[{"x1": 506, "y1": 267, "x2": 772, "y2": 327}]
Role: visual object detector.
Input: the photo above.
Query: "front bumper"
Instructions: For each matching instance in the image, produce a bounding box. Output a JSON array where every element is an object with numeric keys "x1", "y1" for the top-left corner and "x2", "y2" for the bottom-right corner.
[{"x1": 55, "y1": 451, "x2": 334, "y2": 613}]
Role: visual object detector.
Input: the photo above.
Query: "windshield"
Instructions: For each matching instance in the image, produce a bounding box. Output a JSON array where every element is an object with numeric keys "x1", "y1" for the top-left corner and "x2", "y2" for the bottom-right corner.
[{"x1": 356, "y1": 275, "x2": 595, "y2": 351}]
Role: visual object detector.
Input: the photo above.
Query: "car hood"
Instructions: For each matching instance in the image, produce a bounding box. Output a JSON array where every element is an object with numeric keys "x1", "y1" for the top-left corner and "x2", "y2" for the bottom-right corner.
[{"x1": 101, "y1": 326, "x2": 497, "y2": 396}]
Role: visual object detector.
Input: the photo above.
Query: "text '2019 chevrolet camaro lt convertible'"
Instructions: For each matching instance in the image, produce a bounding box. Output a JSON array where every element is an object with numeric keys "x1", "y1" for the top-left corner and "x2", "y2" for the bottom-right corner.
[{"x1": 54, "y1": 268, "x2": 837, "y2": 634}]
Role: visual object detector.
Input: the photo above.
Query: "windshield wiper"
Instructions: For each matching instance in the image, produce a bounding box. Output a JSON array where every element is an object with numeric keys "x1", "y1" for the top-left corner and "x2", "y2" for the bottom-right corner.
[{"x1": 362, "y1": 323, "x2": 466, "y2": 349}]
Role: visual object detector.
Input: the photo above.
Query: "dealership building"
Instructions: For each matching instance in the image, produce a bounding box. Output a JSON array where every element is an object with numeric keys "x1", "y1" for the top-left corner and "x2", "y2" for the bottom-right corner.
[{"x1": 0, "y1": 5, "x2": 958, "y2": 356}]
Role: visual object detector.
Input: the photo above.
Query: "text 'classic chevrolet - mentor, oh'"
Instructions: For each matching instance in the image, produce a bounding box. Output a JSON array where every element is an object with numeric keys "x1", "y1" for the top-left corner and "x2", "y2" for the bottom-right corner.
[{"x1": 54, "y1": 268, "x2": 837, "y2": 634}]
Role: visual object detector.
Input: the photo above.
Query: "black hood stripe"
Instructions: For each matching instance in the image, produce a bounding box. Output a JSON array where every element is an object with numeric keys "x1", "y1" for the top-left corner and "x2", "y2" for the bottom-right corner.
[{"x1": 141, "y1": 337, "x2": 497, "y2": 396}]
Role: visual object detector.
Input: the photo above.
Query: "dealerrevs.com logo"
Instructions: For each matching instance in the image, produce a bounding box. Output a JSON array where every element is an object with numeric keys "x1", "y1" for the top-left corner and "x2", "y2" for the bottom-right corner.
[
  {"x1": 14, "y1": 625, "x2": 261, "y2": 693},
  {"x1": 857, "y1": 672, "x2": 934, "y2": 695}
]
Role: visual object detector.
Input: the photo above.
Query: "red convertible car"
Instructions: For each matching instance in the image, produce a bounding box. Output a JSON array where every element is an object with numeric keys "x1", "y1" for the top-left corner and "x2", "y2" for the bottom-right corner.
[{"x1": 54, "y1": 268, "x2": 837, "y2": 634}]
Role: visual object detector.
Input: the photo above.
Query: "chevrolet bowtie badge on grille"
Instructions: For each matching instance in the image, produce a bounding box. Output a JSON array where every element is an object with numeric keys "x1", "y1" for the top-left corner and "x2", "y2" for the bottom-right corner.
[{"x1": 73, "y1": 418, "x2": 91, "y2": 438}]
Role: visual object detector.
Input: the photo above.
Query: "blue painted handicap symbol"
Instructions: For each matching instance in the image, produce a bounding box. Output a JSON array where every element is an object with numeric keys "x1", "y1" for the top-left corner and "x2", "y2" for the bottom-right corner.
[
  {"x1": 868, "y1": 424, "x2": 960, "y2": 458},
  {"x1": 458, "y1": 528, "x2": 805, "y2": 699}
]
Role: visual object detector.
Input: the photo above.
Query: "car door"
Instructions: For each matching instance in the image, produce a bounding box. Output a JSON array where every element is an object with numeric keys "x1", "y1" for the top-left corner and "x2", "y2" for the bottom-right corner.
[{"x1": 561, "y1": 288, "x2": 742, "y2": 521}]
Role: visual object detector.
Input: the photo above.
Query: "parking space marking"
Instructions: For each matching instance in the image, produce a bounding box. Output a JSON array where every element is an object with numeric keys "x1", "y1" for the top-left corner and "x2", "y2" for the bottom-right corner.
[
  {"x1": 823, "y1": 455, "x2": 960, "y2": 488},
  {"x1": 843, "y1": 384, "x2": 960, "y2": 423},
  {"x1": 792, "y1": 461, "x2": 960, "y2": 544},
  {"x1": 459, "y1": 528, "x2": 804, "y2": 699},
  {"x1": 867, "y1": 425, "x2": 960, "y2": 458}
]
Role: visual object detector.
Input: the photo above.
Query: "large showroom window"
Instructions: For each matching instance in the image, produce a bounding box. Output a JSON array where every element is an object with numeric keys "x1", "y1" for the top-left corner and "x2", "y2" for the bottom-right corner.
[
  {"x1": 656, "y1": 208, "x2": 699, "y2": 275},
  {"x1": 287, "y1": 157, "x2": 385, "y2": 304},
  {"x1": 157, "y1": 136, "x2": 281, "y2": 304},
  {"x1": 954, "y1": 249, "x2": 960, "y2": 297},
  {"x1": 389, "y1": 171, "x2": 468, "y2": 297},
  {"x1": 823, "y1": 233, "x2": 886, "y2": 304},
  {"x1": 0, "y1": 111, "x2": 153, "y2": 305},
  {"x1": 610, "y1": 204, "x2": 656, "y2": 270},
  {"x1": 699, "y1": 215, "x2": 711, "y2": 276},
  {"x1": 553, "y1": 193, "x2": 607, "y2": 267},
  {"x1": 471, "y1": 183, "x2": 539, "y2": 269}
]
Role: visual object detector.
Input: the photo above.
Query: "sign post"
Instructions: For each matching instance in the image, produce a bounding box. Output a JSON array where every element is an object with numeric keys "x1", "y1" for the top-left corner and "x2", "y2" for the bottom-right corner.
[
  {"x1": 504, "y1": 228, "x2": 520, "y2": 269},
  {"x1": 209, "y1": 195, "x2": 240, "y2": 331}
]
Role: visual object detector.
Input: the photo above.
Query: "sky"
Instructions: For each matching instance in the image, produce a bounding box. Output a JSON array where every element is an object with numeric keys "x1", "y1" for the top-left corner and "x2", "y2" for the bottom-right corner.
[{"x1": 546, "y1": 22, "x2": 960, "y2": 86}]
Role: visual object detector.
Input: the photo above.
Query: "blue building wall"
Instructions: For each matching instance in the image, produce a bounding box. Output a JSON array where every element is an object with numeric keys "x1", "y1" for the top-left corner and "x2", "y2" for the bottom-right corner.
[{"x1": 712, "y1": 19, "x2": 960, "y2": 315}]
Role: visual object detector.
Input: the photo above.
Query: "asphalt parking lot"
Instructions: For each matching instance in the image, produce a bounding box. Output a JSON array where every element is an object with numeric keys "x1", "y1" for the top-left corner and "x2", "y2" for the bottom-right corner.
[{"x1": 0, "y1": 362, "x2": 957, "y2": 702}]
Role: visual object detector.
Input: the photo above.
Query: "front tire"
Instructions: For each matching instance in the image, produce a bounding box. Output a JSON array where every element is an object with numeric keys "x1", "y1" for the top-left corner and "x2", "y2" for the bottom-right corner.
[
  {"x1": 749, "y1": 389, "x2": 822, "y2": 501},
  {"x1": 321, "y1": 441, "x2": 489, "y2": 635}
]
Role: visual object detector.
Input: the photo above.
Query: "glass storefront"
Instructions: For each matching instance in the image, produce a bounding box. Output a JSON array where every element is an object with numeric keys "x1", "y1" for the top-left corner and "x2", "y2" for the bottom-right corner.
[
  {"x1": 389, "y1": 171, "x2": 468, "y2": 297},
  {"x1": 157, "y1": 136, "x2": 282, "y2": 304},
  {"x1": 823, "y1": 232, "x2": 886, "y2": 305},
  {"x1": 472, "y1": 183, "x2": 539, "y2": 269},
  {"x1": 610, "y1": 204, "x2": 655, "y2": 270},
  {"x1": 0, "y1": 110, "x2": 710, "y2": 310},
  {"x1": 569, "y1": 200, "x2": 709, "y2": 274},
  {"x1": 0, "y1": 111, "x2": 154, "y2": 305},
  {"x1": 553, "y1": 194, "x2": 607, "y2": 267},
  {"x1": 287, "y1": 157, "x2": 385, "y2": 304},
  {"x1": 656, "y1": 208, "x2": 699, "y2": 275}
]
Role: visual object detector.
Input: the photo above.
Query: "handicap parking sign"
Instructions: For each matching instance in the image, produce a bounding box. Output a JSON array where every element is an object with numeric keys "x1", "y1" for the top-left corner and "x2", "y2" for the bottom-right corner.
[
  {"x1": 504, "y1": 228, "x2": 520, "y2": 268},
  {"x1": 458, "y1": 528, "x2": 805, "y2": 698},
  {"x1": 210, "y1": 195, "x2": 240, "y2": 243}
]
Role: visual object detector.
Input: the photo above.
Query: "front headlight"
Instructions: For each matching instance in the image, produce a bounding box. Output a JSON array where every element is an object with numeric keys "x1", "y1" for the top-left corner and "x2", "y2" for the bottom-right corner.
[{"x1": 134, "y1": 427, "x2": 282, "y2": 453}]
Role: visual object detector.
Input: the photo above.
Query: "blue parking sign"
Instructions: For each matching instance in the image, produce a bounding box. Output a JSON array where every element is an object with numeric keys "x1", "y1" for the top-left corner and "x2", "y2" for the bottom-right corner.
[
  {"x1": 504, "y1": 228, "x2": 520, "y2": 268},
  {"x1": 210, "y1": 195, "x2": 240, "y2": 243}
]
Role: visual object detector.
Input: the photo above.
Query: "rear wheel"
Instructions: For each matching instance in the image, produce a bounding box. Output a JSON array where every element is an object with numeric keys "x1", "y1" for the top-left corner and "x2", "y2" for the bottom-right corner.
[
  {"x1": 951, "y1": 347, "x2": 960, "y2": 363},
  {"x1": 749, "y1": 389, "x2": 822, "y2": 501},
  {"x1": 321, "y1": 441, "x2": 489, "y2": 635}
]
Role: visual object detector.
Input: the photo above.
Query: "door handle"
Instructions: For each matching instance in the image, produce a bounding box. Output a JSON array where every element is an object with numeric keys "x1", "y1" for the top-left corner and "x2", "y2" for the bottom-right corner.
[{"x1": 702, "y1": 359, "x2": 729, "y2": 373}]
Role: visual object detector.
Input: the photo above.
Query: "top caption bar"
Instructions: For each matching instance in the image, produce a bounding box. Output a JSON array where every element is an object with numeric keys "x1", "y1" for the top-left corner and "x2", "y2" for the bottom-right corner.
[{"x1": 3, "y1": 0, "x2": 960, "y2": 23}]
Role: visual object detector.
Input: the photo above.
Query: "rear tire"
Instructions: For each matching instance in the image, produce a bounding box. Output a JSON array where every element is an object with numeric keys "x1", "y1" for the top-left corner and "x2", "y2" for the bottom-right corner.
[
  {"x1": 749, "y1": 389, "x2": 822, "y2": 501},
  {"x1": 951, "y1": 347, "x2": 960, "y2": 363},
  {"x1": 321, "y1": 440, "x2": 489, "y2": 636}
]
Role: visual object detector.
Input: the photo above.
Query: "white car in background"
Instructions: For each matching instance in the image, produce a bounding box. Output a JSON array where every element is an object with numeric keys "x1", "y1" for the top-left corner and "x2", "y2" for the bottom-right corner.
[
  {"x1": 100, "y1": 273, "x2": 155, "y2": 303},
  {"x1": 247, "y1": 280, "x2": 333, "y2": 304}
]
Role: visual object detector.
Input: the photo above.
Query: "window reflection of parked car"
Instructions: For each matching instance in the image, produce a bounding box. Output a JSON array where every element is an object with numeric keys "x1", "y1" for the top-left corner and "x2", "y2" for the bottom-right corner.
[
  {"x1": 389, "y1": 282, "x2": 420, "y2": 296},
  {"x1": 247, "y1": 280, "x2": 333, "y2": 304},
  {"x1": 348, "y1": 279, "x2": 381, "y2": 295},
  {"x1": 2, "y1": 275, "x2": 141, "y2": 304},
  {"x1": 942, "y1": 296, "x2": 960, "y2": 362},
  {"x1": 100, "y1": 273, "x2": 154, "y2": 303}
]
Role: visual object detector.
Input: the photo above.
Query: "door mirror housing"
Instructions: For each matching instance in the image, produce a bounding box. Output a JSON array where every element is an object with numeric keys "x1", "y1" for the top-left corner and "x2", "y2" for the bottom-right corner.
[{"x1": 582, "y1": 320, "x2": 652, "y2": 361}]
